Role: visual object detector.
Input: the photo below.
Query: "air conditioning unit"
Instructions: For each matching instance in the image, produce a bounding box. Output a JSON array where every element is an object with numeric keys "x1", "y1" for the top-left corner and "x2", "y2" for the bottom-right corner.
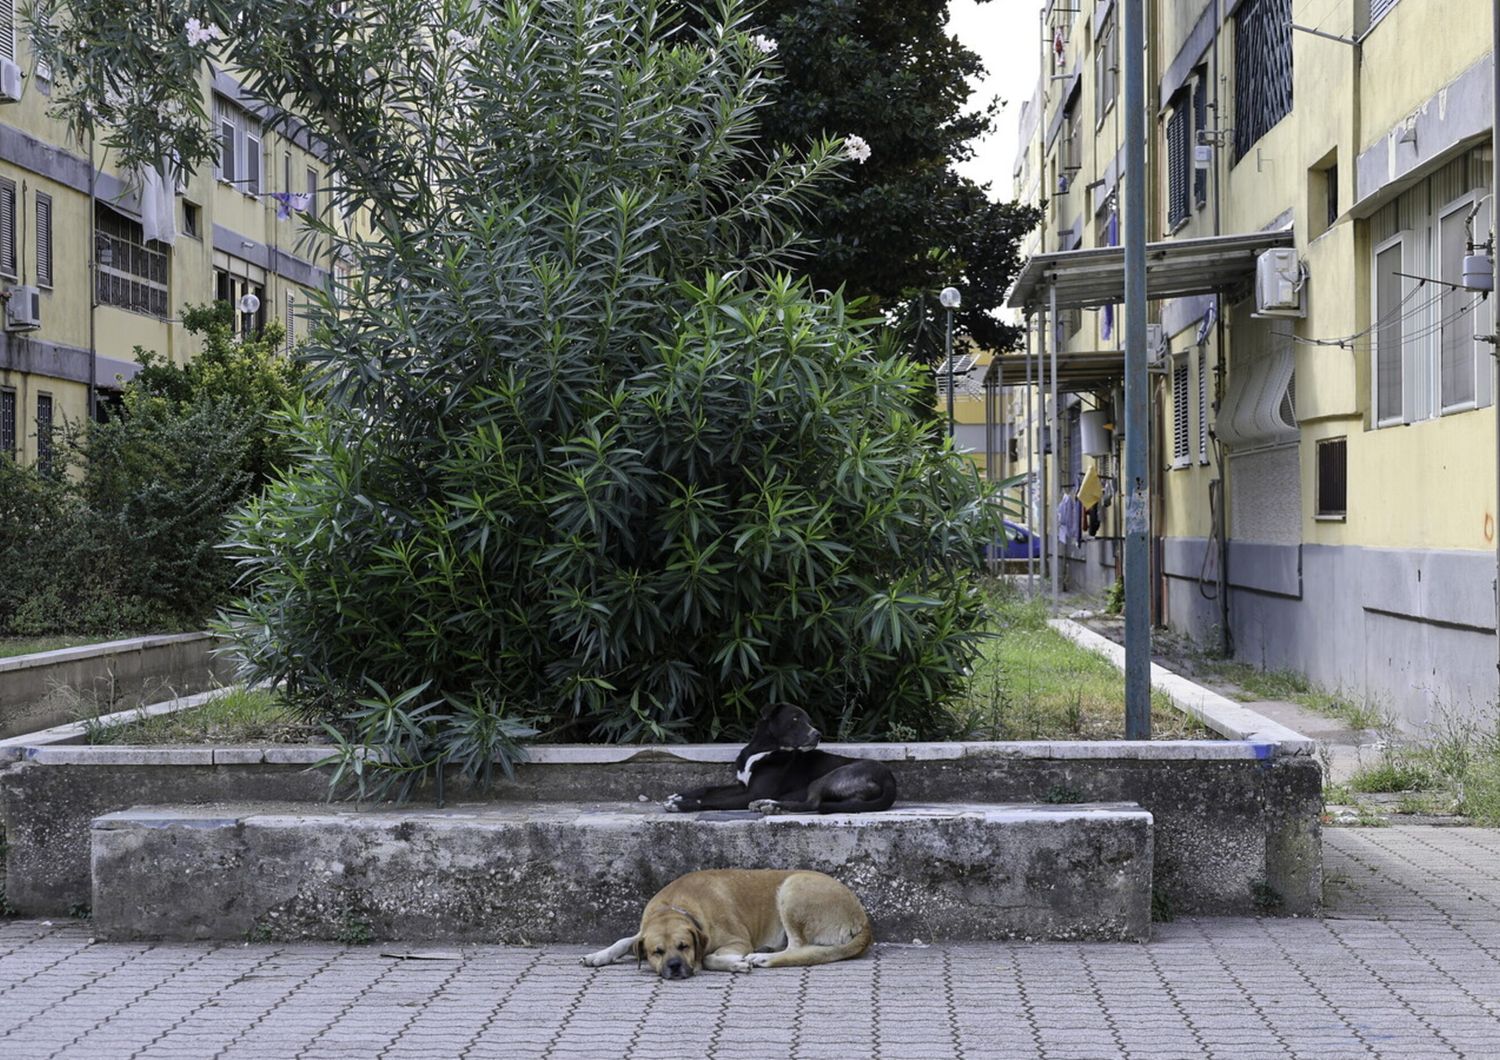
[
  {"x1": 0, "y1": 59, "x2": 22, "y2": 104},
  {"x1": 1145, "y1": 323, "x2": 1166, "y2": 364},
  {"x1": 4, "y1": 286, "x2": 41, "y2": 332},
  {"x1": 1255, "y1": 247, "x2": 1306, "y2": 317}
]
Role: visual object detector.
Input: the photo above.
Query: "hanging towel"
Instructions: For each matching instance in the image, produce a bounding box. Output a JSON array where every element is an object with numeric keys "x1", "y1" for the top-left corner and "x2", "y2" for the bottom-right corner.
[
  {"x1": 1077, "y1": 462, "x2": 1103, "y2": 509},
  {"x1": 137, "y1": 164, "x2": 177, "y2": 246}
]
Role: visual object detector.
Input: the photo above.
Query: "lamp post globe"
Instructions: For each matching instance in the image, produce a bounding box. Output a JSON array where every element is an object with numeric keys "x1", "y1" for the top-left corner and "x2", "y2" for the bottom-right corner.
[{"x1": 939, "y1": 288, "x2": 961, "y2": 438}]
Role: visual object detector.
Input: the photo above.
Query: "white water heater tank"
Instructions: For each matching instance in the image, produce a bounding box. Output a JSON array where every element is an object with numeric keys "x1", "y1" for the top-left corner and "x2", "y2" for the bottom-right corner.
[{"x1": 1081, "y1": 409, "x2": 1113, "y2": 456}]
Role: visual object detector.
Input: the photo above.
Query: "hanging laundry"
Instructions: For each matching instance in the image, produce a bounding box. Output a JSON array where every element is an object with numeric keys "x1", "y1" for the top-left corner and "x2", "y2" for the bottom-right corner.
[{"x1": 1078, "y1": 462, "x2": 1103, "y2": 509}]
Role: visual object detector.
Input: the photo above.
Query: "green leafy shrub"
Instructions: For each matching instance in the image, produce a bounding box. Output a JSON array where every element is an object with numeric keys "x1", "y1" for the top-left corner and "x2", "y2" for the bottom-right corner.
[{"x1": 197, "y1": 0, "x2": 1001, "y2": 789}]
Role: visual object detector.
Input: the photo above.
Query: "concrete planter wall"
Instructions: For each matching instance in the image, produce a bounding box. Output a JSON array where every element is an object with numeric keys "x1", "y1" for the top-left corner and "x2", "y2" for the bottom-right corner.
[
  {"x1": 0, "y1": 738, "x2": 1320, "y2": 921},
  {"x1": 0, "y1": 634, "x2": 232, "y2": 740}
]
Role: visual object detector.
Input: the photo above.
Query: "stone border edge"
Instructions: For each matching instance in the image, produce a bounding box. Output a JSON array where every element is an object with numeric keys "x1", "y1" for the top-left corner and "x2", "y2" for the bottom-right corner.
[{"x1": 1047, "y1": 618, "x2": 1316, "y2": 755}]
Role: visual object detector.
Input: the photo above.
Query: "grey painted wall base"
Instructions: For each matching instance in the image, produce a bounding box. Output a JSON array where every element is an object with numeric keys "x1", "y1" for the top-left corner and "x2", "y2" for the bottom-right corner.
[
  {"x1": 1162, "y1": 537, "x2": 1500, "y2": 730},
  {"x1": 0, "y1": 634, "x2": 232, "y2": 740},
  {"x1": 2, "y1": 743, "x2": 1321, "y2": 919},
  {"x1": 90, "y1": 801, "x2": 1154, "y2": 944}
]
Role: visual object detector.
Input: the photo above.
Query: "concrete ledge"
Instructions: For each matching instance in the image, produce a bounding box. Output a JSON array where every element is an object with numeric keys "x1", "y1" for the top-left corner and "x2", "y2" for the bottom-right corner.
[
  {"x1": 90, "y1": 801, "x2": 1154, "y2": 944},
  {"x1": 0, "y1": 686, "x2": 243, "y2": 762},
  {"x1": 0, "y1": 632, "x2": 233, "y2": 740},
  {"x1": 1048, "y1": 619, "x2": 1317, "y2": 754}
]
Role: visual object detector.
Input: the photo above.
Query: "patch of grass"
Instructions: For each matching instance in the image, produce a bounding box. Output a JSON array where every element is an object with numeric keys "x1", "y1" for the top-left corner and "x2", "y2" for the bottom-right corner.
[
  {"x1": 954, "y1": 584, "x2": 1213, "y2": 741},
  {"x1": 1250, "y1": 880, "x2": 1284, "y2": 914},
  {"x1": 0, "y1": 635, "x2": 115, "y2": 659},
  {"x1": 1349, "y1": 758, "x2": 1434, "y2": 794},
  {"x1": 335, "y1": 910, "x2": 374, "y2": 946},
  {"x1": 84, "y1": 687, "x2": 314, "y2": 745},
  {"x1": 1199, "y1": 660, "x2": 1386, "y2": 729}
]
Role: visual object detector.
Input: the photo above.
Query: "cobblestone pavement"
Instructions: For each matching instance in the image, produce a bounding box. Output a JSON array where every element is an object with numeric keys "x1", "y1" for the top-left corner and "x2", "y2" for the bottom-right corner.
[{"x1": 2, "y1": 826, "x2": 1499, "y2": 1059}]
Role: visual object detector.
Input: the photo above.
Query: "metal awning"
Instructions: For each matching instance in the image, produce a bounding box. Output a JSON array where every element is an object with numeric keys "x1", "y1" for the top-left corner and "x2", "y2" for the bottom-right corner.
[
  {"x1": 983, "y1": 350, "x2": 1126, "y2": 394},
  {"x1": 1006, "y1": 230, "x2": 1295, "y2": 312}
]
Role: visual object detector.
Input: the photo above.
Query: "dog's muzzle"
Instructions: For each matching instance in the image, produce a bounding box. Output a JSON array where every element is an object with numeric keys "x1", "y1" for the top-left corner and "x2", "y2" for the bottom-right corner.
[{"x1": 663, "y1": 956, "x2": 693, "y2": 979}]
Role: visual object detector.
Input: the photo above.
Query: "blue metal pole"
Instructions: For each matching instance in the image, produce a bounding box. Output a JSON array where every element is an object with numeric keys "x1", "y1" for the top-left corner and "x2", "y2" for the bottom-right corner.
[{"x1": 1123, "y1": 0, "x2": 1152, "y2": 738}]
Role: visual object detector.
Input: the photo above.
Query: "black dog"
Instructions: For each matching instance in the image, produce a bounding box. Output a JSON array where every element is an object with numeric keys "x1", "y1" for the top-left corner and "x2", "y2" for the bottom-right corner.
[{"x1": 664, "y1": 704, "x2": 897, "y2": 815}]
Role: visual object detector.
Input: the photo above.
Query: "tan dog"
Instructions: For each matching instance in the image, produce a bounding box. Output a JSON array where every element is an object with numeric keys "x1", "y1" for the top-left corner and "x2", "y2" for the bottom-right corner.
[{"x1": 580, "y1": 869, "x2": 872, "y2": 979}]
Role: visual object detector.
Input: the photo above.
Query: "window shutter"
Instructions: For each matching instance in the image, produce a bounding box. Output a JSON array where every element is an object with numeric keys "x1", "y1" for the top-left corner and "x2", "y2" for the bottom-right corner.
[
  {"x1": 0, "y1": 0, "x2": 15, "y2": 63},
  {"x1": 1197, "y1": 345, "x2": 1209, "y2": 462},
  {"x1": 0, "y1": 178, "x2": 16, "y2": 278},
  {"x1": 1167, "y1": 106, "x2": 1189, "y2": 229},
  {"x1": 0, "y1": 389, "x2": 14, "y2": 457},
  {"x1": 1173, "y1": 360, "x2": 1190, "y2": 464},
  {"x1": 35, "y1": 192, "x2": 51, "y2": 287},
  {"x1": 1369, "y1": 0, "x2": 1399, "y2": 24},
  {"x1": 1374, "y1": 241, "x2": 1405, "y2": 424}
]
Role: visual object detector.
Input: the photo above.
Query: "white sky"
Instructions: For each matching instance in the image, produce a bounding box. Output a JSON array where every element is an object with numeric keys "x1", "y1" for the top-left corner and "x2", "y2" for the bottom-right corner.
[{"x1": 946, "y1": 1, "x2": 1043, "y2": 200}]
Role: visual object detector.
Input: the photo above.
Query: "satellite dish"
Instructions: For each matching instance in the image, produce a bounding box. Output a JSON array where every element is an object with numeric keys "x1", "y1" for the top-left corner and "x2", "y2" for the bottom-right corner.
[{"x1": 237, "y1": 293, "x2": 261, "y2": 314}]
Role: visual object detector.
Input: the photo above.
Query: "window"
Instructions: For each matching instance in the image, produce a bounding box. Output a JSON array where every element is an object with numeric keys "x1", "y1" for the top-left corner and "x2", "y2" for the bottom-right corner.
[
  {"x1": 306, "y1": 166, "x2": 318, "y2": 217},
  {"x1": 1172, "y1": 356, "x2": 1191, "y2": 466},
  {"x1": 95, "y1": 204, "x2": 170, "y2": 318},
  {"x1": 35, "y1": 192, "x2": 52, "y2": 288},
  {"x1": 215, "y1": 269, "x2": 265, "y2": 337},
  {"x1": 1372, "y1": 235, "x2": 1405, "y2": 425},
  {"x1": 1193, "y1": 71, "x2": 1209, "y2": 207},
  {"x1": 1370, "y1": 150, "x2": 1493, "y2": 427},
  {"x1": 1062, "y1": 98, "x2": 1082, "y2": 174},
  {"x1": 286, "y1": 289, "x2": 295, "y2": 351},
  {"x1": 182, "y1": 200, "x2": 200, "y2": 239},
  {"x1": 35, "y1": 392, "x2": 52, "y2": 476},
  {"x1": 214, "y1": 96, "x2": 262, "y2": 193},
  {"x1": 1094, "y1": 11, "x2": 1117, "y2": 126},
  {"x1": 1166, "y1": 98, "x2": 1191, "y2": 230},
  {"x1": 1234, "y1": 0, "x2": 1293, "y2": 161},
  {"x1": 0, "y1": 176, "x2": 15, "y2": 279},
  {"x1": 283, "y1": 151, "x2": 292, "y2": 196},
  {"x1": 1325, "y1": 164, "x2": 1339, "y2": 229},
  {"x1": 1316, "y1": 438, "x2": 1347, "y2": 518},
  {"x1": 1360, "y1": 0, "x2": 1400, "y2": 33},
  {"x1": 0, "y1": 388, "x2": 14, "y2": 459}
]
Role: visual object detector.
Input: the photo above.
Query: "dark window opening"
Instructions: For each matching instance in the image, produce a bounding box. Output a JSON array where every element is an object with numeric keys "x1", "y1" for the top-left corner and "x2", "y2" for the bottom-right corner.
[
  {"x1": 0, "y1": 389, "x2": 15, "y2": 459},
  {"x1": 1326, "y1": 164, "x2": 1339, "y2": 228},
  {"x1": 183, "y1": 201, "x2": 201, "y2": 239},
  {"x1": 1316, "y1": 437, "x2": 1347, "y2": 517},
  {"x1": 95, "y1": 205, "x2": 169, "y2": 318},
  {"x1": 215, "y1": 269, "x2": 266, "y2": 337}
]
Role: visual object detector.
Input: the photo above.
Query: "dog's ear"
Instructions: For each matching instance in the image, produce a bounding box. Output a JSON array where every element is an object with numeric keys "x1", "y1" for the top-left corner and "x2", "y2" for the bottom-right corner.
[
  {"x1": 689, "y1": 924, "x2": 708, "y2": 967},
  {"x1": 633, "y1": 936, "x2": 645, "y2": 968},
  {"x1": 758, "y1": 703, "x2": 777, "y2": 721}
]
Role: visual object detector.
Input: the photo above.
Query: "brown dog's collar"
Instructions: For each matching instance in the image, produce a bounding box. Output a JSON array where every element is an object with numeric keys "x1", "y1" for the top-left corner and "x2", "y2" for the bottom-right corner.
[{"x1": 665, "y1": 904, "x2": 704, "y2": 933}]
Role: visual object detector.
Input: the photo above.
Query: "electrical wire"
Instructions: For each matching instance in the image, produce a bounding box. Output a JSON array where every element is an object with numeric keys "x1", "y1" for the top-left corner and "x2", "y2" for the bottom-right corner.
[{"x1": 1296, "y1": 292, "x2": 1488, "y2": 354}]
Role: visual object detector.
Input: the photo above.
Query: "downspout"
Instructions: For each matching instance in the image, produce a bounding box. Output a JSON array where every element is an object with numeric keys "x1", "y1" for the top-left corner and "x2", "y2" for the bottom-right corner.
[
  {"x1": 1492, "y1": 0, "x2": 1499, "y2": 690},
  {"x1": 1213, "y1": 0, "x2": 1231, "y2": 654},
  {"x1": 87, "y1": 129, "x2": 97, "y2": 422}
]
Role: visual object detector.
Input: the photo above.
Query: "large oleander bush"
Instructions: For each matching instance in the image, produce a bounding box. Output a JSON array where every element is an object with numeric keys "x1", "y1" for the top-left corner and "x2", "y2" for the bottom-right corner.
[{"x1": 33, "y1": 0, "x2": 1003, "y2": 790}]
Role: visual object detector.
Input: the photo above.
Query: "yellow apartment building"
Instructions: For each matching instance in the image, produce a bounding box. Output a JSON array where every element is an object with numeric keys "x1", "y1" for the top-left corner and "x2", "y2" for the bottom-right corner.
[
  {"x1": 1003, "y1": 0, "x2": 1500, "y2": 728},
  {"x1": 0, "y1": 5, "x2": 334, "y2": 470}
]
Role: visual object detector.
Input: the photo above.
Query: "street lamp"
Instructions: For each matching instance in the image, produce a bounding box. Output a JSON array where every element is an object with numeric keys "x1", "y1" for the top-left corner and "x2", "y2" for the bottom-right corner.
[{"x1": 939, "y1": 286, "x2": 961, "y2": 438}]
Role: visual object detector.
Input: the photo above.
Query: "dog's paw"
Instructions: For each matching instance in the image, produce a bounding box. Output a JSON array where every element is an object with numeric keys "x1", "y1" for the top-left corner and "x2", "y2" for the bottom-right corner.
[
  {"x1": 749, "y1": 799, "x2": 785, "y2": 815},
  {"x1": 580, "y1": 950, "x2": 611, "y2": 967},
  {"x1": 746, "y1": 953, "x2": 774, "y2": 968},
  {"x1": 663, "y1": 793, "x2": 690, "y2": 813},
  {"x1": 725, "y1": 956, "x2": 754, "y2": 973}
]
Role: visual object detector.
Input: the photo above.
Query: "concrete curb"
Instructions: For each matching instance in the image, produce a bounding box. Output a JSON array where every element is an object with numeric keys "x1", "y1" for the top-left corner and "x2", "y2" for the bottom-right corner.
[
  {"x1": 0, "y1": 632, "x2": 215, "y2": 673},
  {"x1": 0, "y1": 686, "x2": 244, "y2": 763},
  {"x1": 1047, "y1": 618, "x2": 1317, "y2": 755}
]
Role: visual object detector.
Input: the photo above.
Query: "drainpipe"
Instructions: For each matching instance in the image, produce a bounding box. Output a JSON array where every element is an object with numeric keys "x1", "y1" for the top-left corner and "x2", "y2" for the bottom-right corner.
[
  {"x1": 1050, "y1": 281, "x2": 1061, "y2": 604},
  {"x1": 86, "y1": 129, "x2": 97, "y2": 422},
  {"x1": 1039, "y1": 303, "x2": 1050, "y2": 593},
  {"x1": 1492, "y1": 0, "x2": 1499, "y2": 689},
  {"x1": 1123, "y1": 0, "x2": 1152, "y2": 738}
]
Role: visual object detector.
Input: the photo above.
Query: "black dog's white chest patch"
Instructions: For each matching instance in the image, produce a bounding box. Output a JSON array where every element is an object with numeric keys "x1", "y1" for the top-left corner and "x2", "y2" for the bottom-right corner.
[{"x1": 736, "y1": 751, "x2": 772, "y2": 786}]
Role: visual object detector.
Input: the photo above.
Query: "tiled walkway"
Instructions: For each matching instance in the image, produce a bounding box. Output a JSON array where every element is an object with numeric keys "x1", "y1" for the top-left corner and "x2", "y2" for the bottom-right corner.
[{"x1": 2, "y1": 827, "x2": 1499, "y2": 1058}]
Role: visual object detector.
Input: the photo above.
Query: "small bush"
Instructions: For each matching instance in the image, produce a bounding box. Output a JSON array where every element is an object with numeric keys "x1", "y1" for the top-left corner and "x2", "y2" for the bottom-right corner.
[{"x1": 1349, "y1": 758, "x2": 1433, "y2": 794}]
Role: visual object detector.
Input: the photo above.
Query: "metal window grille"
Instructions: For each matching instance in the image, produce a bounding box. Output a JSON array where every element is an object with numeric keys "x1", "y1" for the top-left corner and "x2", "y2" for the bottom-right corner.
[
  {"x1": 1172, "y1": 359, "x2": 1191, "y2": 464},
  {"x1": 1365, "y1": 0, "x2": 1399, "y2": 29},
  {"x1": 95, "y1": 204, "x2": 169, "y2": 318},
  {"x1": 35, "y1": 393, "x2": 52, "y2": 475},
  {"x1": 1234, "y1": 0, "x2": 1293, "y2": 161},
  {"x1": 306, "y1": 167, "x2": 318, "y2": 217},
  {"x1": 35, "y1": 192, "x2": 52, "y2": 288},
  {"x1": 1316, "y1": 437, "x2": 1347, "y2": 517},
  {"x1": 1193, "y1": 74, "x2": 1209, "y2": 206},
  {"x1": 1067, "y1": 407, "x2": 1083, "y2": 491},
  {"x1": 0, "y1": 177, "x2": 15, "y2": 278},
  {"x1": 286, "y1": 289, "x2": 295, "y2": 350},
  {"x1": 0, "y1": 388, "x2": 14, "y2": 458},
  {"x1": 1167, "y1": 103, "x2": 1191, "y2": 229}
]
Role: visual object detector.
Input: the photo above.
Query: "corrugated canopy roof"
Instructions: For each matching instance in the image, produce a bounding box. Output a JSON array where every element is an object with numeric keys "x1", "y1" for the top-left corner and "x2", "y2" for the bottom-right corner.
[
  {"x1": 1005, "y1": 230, "x2": 1295, "y2": 312},
  {"x1": 982, "y1": 350, "x2": 1127, "y2": 394}
]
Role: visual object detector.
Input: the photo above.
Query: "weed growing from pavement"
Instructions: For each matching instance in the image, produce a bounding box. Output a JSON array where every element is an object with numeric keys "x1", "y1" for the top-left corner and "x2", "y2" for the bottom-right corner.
[{"x1": 83, "y1": 687, "x2": 316, "y2": 746}]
